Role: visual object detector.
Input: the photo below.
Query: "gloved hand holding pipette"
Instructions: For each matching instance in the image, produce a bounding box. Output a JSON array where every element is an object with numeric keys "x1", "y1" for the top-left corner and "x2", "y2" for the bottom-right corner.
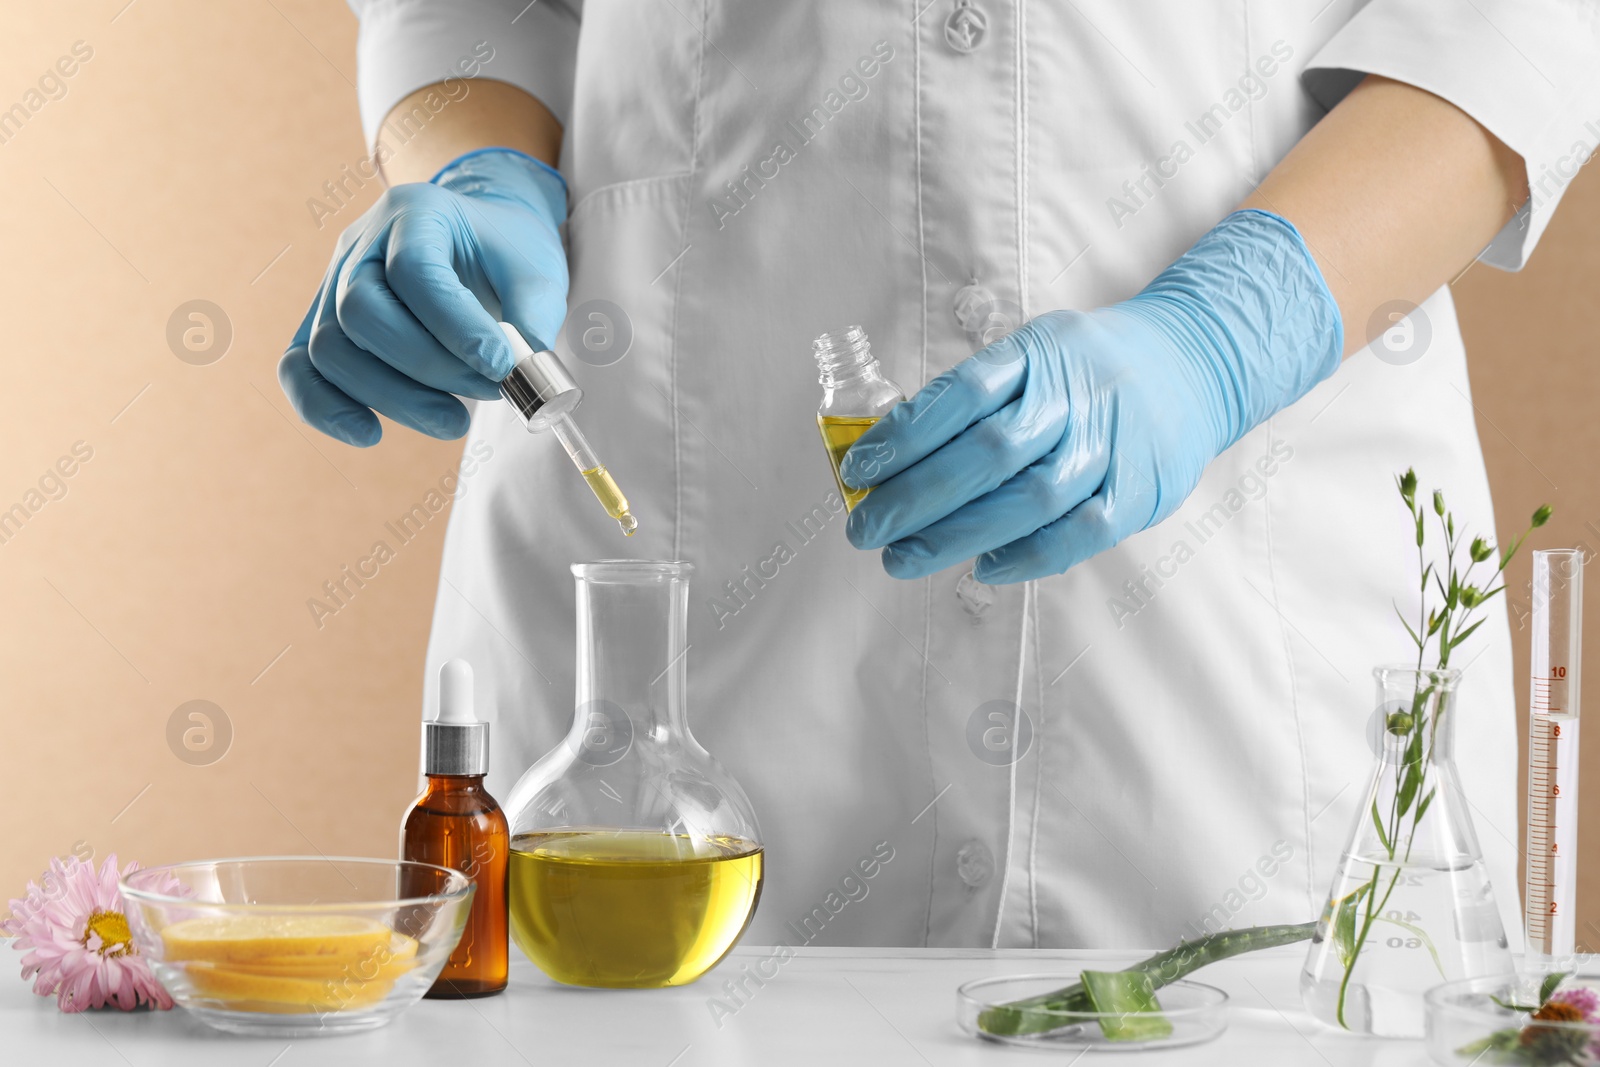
[
  {"x1": 277, "y1": 147, "x2": 635, "y2": 535},
  {"x1": 277, "y1": 147, "x2": 569, "y2": 446},
  {"x1": 840, "y1": 209, "x2": 1343, "y2": 584}
]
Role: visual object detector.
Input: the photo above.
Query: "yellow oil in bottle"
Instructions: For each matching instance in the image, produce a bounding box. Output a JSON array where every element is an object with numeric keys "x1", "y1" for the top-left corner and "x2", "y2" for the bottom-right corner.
[
  {"x1": 508, "y1": 830, "x2": 763, "y2": 988},
  {"x1": 817, "y1": 415, "x2": 881, "y2": 511},
  {"x1": 580, "y1": 465, "x2": 638, "y2": 536}
]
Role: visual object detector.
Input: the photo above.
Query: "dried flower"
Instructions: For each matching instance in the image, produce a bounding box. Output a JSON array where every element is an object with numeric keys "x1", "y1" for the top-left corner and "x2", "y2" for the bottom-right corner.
[
  {"x1": 1518, "y1": 988, "x2": 1600, "y2": 1063},
  {"x1": 1552, "y1": 987, "x2": 1600, "y2": 1018},
  {"x1": 2, "y1": 854, "x2": 180, "y2": 1012},
  {"x1": 1458, "y1": 982, "x2": 1600, "y2": 1063},
  {"x1": 1551, "y1": 988, "x2": 1600, "y2": 1059}
]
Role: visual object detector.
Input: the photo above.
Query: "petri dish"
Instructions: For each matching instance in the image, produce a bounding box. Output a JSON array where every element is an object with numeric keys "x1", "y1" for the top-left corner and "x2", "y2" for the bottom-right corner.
[
  {"x1": 1426, "y1": 971, "x2": 1600, "y2": 1066},
  {"x1": 956, "y1": 974, "x2": 1229, "y2": 1051}
]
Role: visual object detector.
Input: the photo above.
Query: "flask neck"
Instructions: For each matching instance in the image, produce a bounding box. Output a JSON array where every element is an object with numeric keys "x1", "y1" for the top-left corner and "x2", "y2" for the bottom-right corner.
[
  {"x1": 571, "y1": 564, "x2": 693, "y2": 752},
  {"x1": 814, "y1": 326, "x2": 883, "y2": 389},
  {"x1": 1373, "y1": 666, "x2": 1460, "y2": 765},
  {"x1": 1347, "y1": 665, "x2": 1483, "y2": 873}
]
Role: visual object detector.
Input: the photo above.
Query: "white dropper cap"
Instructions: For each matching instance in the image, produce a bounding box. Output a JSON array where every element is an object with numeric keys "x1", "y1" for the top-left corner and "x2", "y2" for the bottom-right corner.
[
  {"x1": 424, "y1": 659, "x2": 489, "y2": 775},
  {"x1": 437, "y1": 659, "x2": 476, "y2": 724}
]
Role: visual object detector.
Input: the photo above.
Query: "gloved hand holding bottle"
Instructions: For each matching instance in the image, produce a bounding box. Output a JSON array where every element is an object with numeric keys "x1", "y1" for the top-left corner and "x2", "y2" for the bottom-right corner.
[
  {"x1": 278, "y1": 147, "x2": 569, "y2": 446},
  {"x1": 839, "y1": 209, "x2": 1344, "y2": 584}
]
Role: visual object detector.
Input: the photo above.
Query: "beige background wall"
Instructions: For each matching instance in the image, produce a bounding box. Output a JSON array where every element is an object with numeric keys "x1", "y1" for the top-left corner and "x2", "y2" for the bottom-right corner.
[
  {"x1": 1454, "y1": 168, "x2": 1600, "y2": 947},
  {"x1": 0, "y1": 3, "x2": 456, "y2": 902},
  {"x1": 3, "y1": 2, "x2": 1598, "y2": 942}
]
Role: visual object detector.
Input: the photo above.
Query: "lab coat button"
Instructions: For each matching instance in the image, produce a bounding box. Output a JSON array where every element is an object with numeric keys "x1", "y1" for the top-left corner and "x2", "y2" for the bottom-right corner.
[
  {"x1": 951, "y1": 283, "x2": 996, "y2": 331},
  {"x1": 956, "y1": 840, "x2": 994, "y2": 887},
  {"x1": 953, "y1": 283, "x2": 1022, "y2": 348},
  {"x1": 944, "y1": 0, "x2": 988, "y2": 54},
  {"x1": 954, "y1": 570, "x2": 994, "y2": 621}
]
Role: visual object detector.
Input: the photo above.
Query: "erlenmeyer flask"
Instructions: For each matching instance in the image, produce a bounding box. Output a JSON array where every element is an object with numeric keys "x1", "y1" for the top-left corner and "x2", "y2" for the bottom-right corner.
[
  {"x1": 1301, "y1": 666, "x2": 1510, "y2": 1037},
  {"x1": 504, "y1": 560, "x2": 763, "y2": 988}
]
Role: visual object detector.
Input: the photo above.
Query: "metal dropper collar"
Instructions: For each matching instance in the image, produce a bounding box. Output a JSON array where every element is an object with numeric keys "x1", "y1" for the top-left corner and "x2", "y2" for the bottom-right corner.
[{"x1": 498, "y1": 322, "x2": 582, "y2": 431}]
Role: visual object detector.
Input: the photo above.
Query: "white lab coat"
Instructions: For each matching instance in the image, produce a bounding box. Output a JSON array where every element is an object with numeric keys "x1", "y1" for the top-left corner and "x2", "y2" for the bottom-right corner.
[{"x1": 349, "y1": 0, "x2": 1600, "y2": 949}]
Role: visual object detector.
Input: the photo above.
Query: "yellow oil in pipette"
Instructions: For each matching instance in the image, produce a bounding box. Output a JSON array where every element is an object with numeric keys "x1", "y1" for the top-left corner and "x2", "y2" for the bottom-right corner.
[
  {"x1": 493, "y1": 321, "x2": 638, "y2": 536},
  {"x1": 550, "y1": 413, "x2": 637, "y2": 537},
  {"x1": 580, "y1": 465, "x2": 637, "y2": 536}
]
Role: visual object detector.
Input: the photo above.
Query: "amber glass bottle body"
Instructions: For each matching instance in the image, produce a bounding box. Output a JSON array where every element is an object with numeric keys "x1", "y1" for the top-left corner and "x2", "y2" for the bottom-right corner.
[{"x1": 403, "y1": 775, "x2": 509, "y2": 998}]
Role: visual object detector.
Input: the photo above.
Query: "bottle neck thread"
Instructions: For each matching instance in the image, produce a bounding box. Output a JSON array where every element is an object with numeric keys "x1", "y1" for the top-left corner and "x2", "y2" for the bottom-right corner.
[{"x1": 814, "y1": 326, "x2": 878, "y2": 387}]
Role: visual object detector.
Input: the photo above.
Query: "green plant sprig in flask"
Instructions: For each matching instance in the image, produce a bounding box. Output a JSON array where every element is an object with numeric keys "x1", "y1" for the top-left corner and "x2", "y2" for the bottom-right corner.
[{"x1": 1327, "y1": 469, "x2": 1550, "y2": 1029}]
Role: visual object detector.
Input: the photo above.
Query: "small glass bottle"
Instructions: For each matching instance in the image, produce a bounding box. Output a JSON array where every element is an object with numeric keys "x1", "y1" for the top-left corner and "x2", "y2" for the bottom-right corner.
[
  {"x1": 402, "y1": 660, "x2": 509, "y2": 998},
  {"x1": 814, "y1": 326, "x2": 905, "y2": 511}
]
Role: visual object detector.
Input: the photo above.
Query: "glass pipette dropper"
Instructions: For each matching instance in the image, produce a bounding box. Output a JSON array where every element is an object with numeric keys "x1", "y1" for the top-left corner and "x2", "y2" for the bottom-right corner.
[
  {"x1": 551, "y1": 412, "x2": 637, "y2": 536},
  {"x1": 496, "y1": 322, "x2": 637, "y2": 537}
]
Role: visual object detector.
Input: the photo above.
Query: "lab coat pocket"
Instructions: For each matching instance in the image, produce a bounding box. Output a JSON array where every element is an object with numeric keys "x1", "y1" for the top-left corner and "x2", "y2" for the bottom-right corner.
[
  {"x1": 557, "y1": 173, "x2": 692, "y2": 521},
  {"x1": 562, "y1": 174, "x2": 689, "y2": 373}
]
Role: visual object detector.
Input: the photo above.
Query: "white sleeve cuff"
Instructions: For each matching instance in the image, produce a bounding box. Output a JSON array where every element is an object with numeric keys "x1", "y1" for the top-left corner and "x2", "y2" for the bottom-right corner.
[
  {"x1": 1303, "y1": 0, "x2": 1600, "y2": 271},
  {"x1": 351, "y1": 0, "x2": 581, "y2": 152}
]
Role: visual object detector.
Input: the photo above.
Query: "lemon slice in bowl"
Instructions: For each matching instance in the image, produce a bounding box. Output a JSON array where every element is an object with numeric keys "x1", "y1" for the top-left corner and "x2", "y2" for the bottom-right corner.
[
  {"x1": 167, "y1": 921, "x2": 419, "y2": 1015},
  {"x1": 212, "y1": 933, "x2": 418, "y2": 979},
  {"x1": 162, "y1": 915, "x2": 394, "y2": 968},
  {"x1": 185, "y1": 963, "x2": 397, "y2": 1013}
]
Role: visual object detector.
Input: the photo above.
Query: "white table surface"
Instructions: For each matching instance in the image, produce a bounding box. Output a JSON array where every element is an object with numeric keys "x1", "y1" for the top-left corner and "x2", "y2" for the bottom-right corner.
[{"x1": 3, "y1": 944, "x2": 1434, "y2": 1066}]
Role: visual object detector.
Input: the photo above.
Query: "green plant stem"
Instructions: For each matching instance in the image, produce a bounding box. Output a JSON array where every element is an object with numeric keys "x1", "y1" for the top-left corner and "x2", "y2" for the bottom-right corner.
[
  {"x1": 1337, "y1": 486, "x2": 1442, "y2": 1028},
  {"x1": 977, "y1": 923, "x2": 1316, "y2": 1037},
  {"x1": 1336, "y1": 866, "x2": 1405, "y2": 1027}
]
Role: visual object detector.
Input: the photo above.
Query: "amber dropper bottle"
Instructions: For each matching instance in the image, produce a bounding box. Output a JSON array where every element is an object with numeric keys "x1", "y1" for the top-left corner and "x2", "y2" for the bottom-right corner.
[{"x1": 402, "y1": 660, "x2": 509, "y2": 997}]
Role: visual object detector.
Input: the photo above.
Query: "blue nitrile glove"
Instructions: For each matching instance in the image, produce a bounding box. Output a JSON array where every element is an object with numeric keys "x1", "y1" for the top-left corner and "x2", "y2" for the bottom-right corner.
[
  {"x1": 840, "y1": 209, "x2": 1343, "y2": 584},
  {"x1": 278, "y1": 148, "x2": 569, "y2": 445}
]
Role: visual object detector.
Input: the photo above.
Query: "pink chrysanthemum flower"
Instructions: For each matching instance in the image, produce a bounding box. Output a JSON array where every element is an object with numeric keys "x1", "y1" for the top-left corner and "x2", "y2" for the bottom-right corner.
[{"x1": 2, "y1": 854, "x2": 180, "y2": 1012}]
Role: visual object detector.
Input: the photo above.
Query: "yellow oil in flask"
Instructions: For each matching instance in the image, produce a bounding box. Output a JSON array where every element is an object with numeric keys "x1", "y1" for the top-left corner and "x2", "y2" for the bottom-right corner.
[{"x1": 508, "y1": 830, "x2": 763, "y2": 988}]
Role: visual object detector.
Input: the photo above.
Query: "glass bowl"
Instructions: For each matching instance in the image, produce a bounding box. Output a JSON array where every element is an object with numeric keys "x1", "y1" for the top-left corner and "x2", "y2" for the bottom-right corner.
[
  {"x1": 957, "y1": 974, "x2": 1229, "y2": 1050},
  {"x1": 122, "y1": 857, "x2": 473, "y2": 1037},
  {"x1": 1426, "y1": 972, "x2": 1600, "y2": 1066}
]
